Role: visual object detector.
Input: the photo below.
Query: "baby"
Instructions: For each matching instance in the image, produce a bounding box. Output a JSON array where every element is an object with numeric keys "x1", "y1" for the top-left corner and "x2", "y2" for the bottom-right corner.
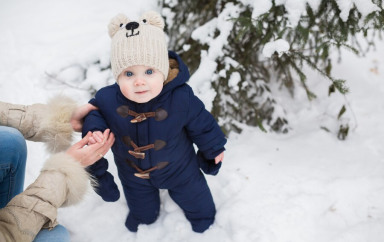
[{"x1": 82, "y1": 11, "x2": 226, "y2": 233}]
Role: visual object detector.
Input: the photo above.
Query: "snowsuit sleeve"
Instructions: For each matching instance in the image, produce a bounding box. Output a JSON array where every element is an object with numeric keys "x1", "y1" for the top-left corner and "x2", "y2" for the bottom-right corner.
[
  {"x1": 81, "y1": 98, "x2": 109, "y2": 133},
  {"x1": 82, "y1": 97, "x2": 120, "y2": 202},
  {"x1": 185, "y1": 87, "x2": 227, "y2": 175}
]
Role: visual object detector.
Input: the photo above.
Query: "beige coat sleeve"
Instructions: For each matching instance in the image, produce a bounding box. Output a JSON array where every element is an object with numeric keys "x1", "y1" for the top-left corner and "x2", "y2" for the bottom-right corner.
[
  {"x1": 0, "y1": 96, "x2": 77, "y2": 152},
  {"x1": 0, "y1": 152, "x2": 90, "y2": 242}
]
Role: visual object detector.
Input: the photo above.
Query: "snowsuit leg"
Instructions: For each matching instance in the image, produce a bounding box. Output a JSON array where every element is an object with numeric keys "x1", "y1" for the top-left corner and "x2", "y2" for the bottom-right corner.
[
  {"x1": 168, "y1": 171, "x2": 216, "y2": 233},
  {"x1": 122, "y1": 180, "x2": 160, "y2": 232}
]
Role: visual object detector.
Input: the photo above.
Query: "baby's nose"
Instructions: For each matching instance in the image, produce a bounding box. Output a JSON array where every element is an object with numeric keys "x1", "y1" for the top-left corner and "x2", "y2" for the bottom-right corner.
[
  {"x1": 134, "y1": 78, "x2": 145, "y2": 86},
  {"x1": 126, "y1": 22, "x2": 139, "y2": 31}
]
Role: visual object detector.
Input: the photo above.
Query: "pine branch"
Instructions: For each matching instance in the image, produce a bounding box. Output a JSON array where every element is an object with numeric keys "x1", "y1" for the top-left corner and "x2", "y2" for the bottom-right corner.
[{"x1": 290, "y1": 51, "x2": 349, "y2": 94}]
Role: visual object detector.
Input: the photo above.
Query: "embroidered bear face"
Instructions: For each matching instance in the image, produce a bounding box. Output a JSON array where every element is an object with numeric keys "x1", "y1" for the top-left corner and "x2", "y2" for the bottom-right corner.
[
  {"x1": 107, "y1": 11, "x2": 169, "y2": 82},
  {"x1": 108, "y1": 11, "x2": 165, "y2": 39}
]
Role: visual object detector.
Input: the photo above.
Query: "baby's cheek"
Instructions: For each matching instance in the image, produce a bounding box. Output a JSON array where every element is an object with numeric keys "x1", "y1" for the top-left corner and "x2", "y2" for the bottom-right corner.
[{"x1": 119, "y1": 84, "x2": 131, "y2": 99}]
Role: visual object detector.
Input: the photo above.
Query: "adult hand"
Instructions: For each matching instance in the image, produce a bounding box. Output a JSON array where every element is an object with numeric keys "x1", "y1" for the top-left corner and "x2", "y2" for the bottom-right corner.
[
  {"x1": 66, "y1": 129, "x2": 115, "y2": 166},
  {"x1": 70, "y1": 103, "x2": 98, "y2": 132}
]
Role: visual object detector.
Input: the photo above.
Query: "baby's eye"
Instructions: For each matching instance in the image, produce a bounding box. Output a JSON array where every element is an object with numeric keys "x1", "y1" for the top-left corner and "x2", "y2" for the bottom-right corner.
[
  {"x1": 145, "y1": 69, "x2": 153, "y2": 75},
  {"x1": 125, "y1": 71, "x2": 133, "y2": 77}
]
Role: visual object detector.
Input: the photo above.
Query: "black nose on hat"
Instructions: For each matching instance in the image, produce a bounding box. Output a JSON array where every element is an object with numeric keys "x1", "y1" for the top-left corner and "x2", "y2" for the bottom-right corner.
[{"x1": 126, "y1": 22, "x2": 139, "y2": 31}]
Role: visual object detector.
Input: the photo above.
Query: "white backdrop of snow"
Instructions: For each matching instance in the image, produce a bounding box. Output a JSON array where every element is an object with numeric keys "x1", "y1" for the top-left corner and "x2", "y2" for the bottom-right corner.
[
  {"x1": 262, "y1": 39, "x2": 290, "y2": 58},
  {"x1": 1, "y1": 0, "x2": 384, "y2": 242},
  {"x1": 189, "y1": 2, "x2": 241, "y2": 111},
  {"x1": 239, "y1": 0, "x2": 379, "y2": 26}
]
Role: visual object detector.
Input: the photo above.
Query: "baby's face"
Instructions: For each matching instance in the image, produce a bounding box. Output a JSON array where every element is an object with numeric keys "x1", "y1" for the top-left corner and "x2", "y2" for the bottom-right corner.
[{"x1": 118, "y1": 65, "x2": 164, "y2": 103}]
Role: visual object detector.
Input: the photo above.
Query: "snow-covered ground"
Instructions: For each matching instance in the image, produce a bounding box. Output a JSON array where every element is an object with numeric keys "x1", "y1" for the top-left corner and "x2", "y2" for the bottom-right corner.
[{"x1": 1, "y1": 0, "x2": 384, "y2": 242}]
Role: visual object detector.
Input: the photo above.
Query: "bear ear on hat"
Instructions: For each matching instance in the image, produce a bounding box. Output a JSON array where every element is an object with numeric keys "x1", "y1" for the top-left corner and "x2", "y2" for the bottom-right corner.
[
  {"x1": 141, "y1": 11, "x2": 165, "y2": 30},
  {"x1": 108, "y1": 13, "x2": 129, "y2": 38}
]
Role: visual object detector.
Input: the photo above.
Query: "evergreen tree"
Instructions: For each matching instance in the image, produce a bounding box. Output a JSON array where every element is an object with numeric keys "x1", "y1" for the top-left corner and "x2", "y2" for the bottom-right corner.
[{"x1": 160, "y1": 0, "x2": 384, "y2": 138}]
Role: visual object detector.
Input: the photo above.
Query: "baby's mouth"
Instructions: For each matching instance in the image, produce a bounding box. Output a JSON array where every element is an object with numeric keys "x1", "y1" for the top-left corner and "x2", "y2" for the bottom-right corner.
[{"x1": 135, "y1": 90, "x2": 148, "y2": 94}]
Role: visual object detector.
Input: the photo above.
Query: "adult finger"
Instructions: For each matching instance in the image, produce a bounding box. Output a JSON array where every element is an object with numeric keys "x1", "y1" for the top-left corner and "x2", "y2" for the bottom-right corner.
[
  {"x1": 72, "y1": 132, "x2": 92, "y2": 149},
  {"x1": 71, "y1": 104, "x2": 99, "y2": 132},
  {"x1": 81, "y1": 132, "x2": 115, "y2": 166}
]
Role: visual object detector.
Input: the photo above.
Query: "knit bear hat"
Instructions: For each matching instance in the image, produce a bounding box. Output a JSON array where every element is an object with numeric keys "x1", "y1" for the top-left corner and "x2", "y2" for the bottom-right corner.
[{"x1": 108, "y1": 11, "x2": 169, "y2": 81}]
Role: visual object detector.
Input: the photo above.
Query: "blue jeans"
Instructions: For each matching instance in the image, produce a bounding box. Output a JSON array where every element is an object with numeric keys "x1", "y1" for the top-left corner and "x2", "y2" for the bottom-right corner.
[
  {"x1": 0, "y1": 126, "x2": 70, "y2": 242},
  {"x1": 33, "y1": 225, "x2": 70, "y2": 242},
  {"x1": 0, "y1": 126, "x2": 27, "y2": 208}
]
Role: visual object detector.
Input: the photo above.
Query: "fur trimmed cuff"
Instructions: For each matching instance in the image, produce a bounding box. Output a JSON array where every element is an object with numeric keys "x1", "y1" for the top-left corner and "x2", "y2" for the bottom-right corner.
[
  {"x1": 42, "y1": 152, "x2": 90, "y2": 207},
  {"x1": 42, "y1": 96, "x2": 77, "y2": 153}
]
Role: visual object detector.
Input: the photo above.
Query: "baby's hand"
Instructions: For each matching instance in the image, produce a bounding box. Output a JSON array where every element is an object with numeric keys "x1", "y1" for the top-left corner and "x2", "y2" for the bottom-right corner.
[
  {"x1": 214, "y1": 152, "x2": 224, "y2": 164},
  {"x1": 88, "y1": 131, "x2": 104, "y2": 145}
]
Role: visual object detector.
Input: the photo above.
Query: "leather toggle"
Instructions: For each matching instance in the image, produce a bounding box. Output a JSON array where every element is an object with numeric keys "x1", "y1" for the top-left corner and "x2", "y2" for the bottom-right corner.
[
  {"x1": 134, "y1": 173, "x2": 150, "y2": 179},
  {"x1": 116, "y1": 105, "x2": 168, "y2": 122},
  {"x1": 128, "y1": 150, "x2": 145, "y2": 159},
  {"x1": 122, "y1": 136, "x2": 167, "y2": 159},
  {"x1": 131, "y1": 113, "x2": 147, "y2": 123},
  {"x1": 126, "y1": 159, "x2": 169, "y2": 179}
]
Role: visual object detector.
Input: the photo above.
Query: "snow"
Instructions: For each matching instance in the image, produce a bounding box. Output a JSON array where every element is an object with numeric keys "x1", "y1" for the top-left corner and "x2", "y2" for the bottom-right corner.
[
  {"x1": 1, "y1": 1, "x2": 384, "y2": 242},
  {"x1": 228, "y1": 72, "x2": 241, "y2": 91},
  {"x1": 189, "y1": 2, "x2": 240, "y2": 111},
  {"x1": 336, "y1": 0, "x2": 380, "y2": 22},
  {"x1": 238, "y1": 0, "x2": 273, "y2": 19},
  {"x1": 242, "y1": 0, "x2": 379, "y2": 26},
  {"x1": 262, "y1": 39, "x2": 290, "y2": 58}
]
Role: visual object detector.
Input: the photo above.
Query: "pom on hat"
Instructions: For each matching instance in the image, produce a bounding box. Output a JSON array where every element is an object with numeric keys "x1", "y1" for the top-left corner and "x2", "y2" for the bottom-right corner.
[
  {"x1": 108, "y1": 13, "x2": 129, "y2": 38},
  {"x1": 109, "y1": 11, "x2": 169, "y2": 80},
  {"x1": 141, "y1": 11, "x2": 165, "y2": 29}
]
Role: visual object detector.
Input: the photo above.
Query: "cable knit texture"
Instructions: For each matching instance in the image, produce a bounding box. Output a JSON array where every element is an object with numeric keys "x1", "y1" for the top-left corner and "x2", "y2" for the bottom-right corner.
[{"x1": 108, "y1": 11, "x2": 169, "y2": 80}]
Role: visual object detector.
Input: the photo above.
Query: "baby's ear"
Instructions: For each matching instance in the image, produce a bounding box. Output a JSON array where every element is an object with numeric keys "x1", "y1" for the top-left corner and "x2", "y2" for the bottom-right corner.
[
  {"x1": 108, "y1": 13, "x2": 129, "y2": 38},
  {"x1": 141, "y1": 11, "x2": 165, "y2": 30}
]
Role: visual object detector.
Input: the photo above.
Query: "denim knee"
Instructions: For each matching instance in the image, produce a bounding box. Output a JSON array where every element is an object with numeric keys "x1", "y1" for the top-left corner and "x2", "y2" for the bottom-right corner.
[
  {"x1": 0, "y1": 126, "x2": 27, "y2": 207},
  {"x1": 33, "y1": 224, "x2": 70, "y2": 242},
  {"x1": 0, "y1": 126, "x2": 27, "y2": 164}
]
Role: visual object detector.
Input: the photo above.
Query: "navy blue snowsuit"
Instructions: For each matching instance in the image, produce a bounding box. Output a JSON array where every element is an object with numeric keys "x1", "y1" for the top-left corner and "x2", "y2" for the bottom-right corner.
[{"x1": 82, "y1": 51, "x2": 227, "y2": 233}]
